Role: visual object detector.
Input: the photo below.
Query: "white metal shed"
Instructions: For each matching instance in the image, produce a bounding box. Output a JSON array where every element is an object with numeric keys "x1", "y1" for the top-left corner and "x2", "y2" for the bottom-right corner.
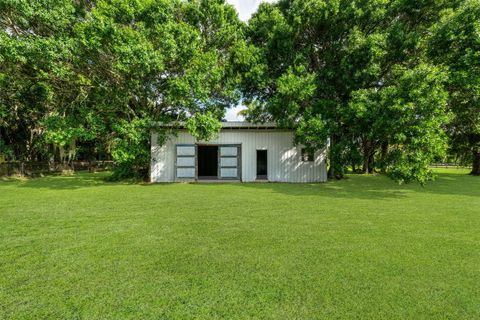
[{"x1": 150, "y1": 122, "x2": 328, "y2": 183}]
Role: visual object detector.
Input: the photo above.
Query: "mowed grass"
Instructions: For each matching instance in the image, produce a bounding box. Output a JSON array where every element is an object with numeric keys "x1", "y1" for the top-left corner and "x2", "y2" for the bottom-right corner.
[{"x1": 0, "y1": 169, "x2": 479, "y2": 319}]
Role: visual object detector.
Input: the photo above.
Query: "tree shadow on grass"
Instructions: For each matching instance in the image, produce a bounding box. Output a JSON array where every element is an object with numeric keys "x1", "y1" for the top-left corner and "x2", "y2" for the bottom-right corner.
[
  {"x1": 420, "y1": 171, "x2": 480, "y2": 198},
  {"x1": 192, "y1": 175, "x2": 410, "y2": 201},
  {"x1": 5, "y1": 170, "x2": 479, "y2": 200},
  {"x1": 192, "y1": 171, "x2": 480, "y2": 200},
  {"x1": 4, "y1": 171, "x2": 140, "y2": 190}
]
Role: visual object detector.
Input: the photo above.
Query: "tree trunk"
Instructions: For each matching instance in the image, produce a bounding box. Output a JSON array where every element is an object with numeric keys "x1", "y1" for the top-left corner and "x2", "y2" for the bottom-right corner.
[
  {"x1": 362, "y1": 140, "x2": 373, "y2": 174},
  {"x1": 327, "y1": 135, "x2": 338, "y2": 179},
  {"x1": 368, "y1": 153, "x2": 375, "y2": 173},
  {"x1": 327, "y1": 154, "x2": 335, "y2": 179},
  {"x1": 363, "y1": 153, "x2": 375, "y2": 174},
  {"x1": 471, "y1": 150, "x2": 480, "y2": 176},
  {"x1": 380, "y1": 142, "x2": 388, "y2": 173},
  {"x1": 362, "y1": 154, "x2": 370, "y2": 174}
]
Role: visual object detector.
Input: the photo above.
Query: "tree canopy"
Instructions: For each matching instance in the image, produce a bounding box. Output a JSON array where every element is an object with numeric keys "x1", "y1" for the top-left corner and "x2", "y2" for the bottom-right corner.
[
  {"x1": 1, "y1": 0, "x2": 479, "y2": 182},
  {"x1": 428, "y1": 0, "x2": 480, "y2": 175},
  {"x1": 237, "y1": 0, "x2": 470, "y2": 183},
  {"x1": 1, "y1": 0, "x2": 245, "y2": 177}
]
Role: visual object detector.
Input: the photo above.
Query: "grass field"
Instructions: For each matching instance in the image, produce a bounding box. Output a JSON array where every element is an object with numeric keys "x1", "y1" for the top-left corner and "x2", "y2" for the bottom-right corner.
[{"x1": 0, "y1": 169, "x2": 479, "y2": 319}]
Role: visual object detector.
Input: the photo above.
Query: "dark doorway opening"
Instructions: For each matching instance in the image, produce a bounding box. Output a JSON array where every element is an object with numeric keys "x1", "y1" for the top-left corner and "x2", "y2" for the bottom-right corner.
[
  {"x1": 198, "y1": 146, "x2": 218, "y2": 179},
  {"x1": 256, "y1": 150, "x2": 268, "y2": 180}
]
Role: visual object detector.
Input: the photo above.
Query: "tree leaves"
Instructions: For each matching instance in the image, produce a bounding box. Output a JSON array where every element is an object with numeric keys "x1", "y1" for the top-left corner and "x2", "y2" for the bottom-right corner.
[
  {"x1": 428, "y1": 0, "x2": 480, "y2": 173},
  {"x1": 186, "y1": 111, "x2": 222, "y2": 142},
  {"x1": 0, "y1": 0, "x2": 244, "y2": 178},
  {"x1": 239, "y1": 0, "x2": 463, "y2": 183}
]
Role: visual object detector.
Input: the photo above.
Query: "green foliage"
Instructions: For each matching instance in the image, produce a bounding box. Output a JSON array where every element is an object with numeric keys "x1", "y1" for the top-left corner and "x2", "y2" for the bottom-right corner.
[
  {"x1": 1, "y1": 0, "x2": 478, "y2": 182},
  {"x1": 239, "y1": 0, "x2": 462, "y2": 183},
  {"x1": 382, "y1": 65, "x2": 449, "y2": 184},
  {"x1": 110, "y1": 118, "x2": 151, "y2": 180},
  {"x1": 0, "y1": 138, "x2": 13, "y2": 160},
  {"x1": 1, "y1": 0, "x2": 244, "y2": 176},
  {"x1": 43, "y1": 115, "x2": 92, "y2": 148},
  {"x1": 0, "y1": 0, "x2": 82, "y2": 162},
  {"x1": 272, "y1": 66, "x2": 317, "y2": 127},
  {"x1": 428, "y1": 0, "x2": 480, "y2": 174},
  {"x1": 186, "y1": 112, "x2": 222, "y2": 141},
  {"x1": 295, "y1": 115, "x2": 329, "y2": 153},
  {"x1": 347, "y1": 64, "x2": 450, "y2": 184}
]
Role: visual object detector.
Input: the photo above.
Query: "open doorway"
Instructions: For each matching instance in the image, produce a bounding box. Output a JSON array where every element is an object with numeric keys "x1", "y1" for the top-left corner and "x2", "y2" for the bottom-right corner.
[
  {"x1": 198, "y1": 146, "x2": 218, "y2": 179},
  {"x1": 256, "y1": 150, "x2": 268, "y2": 180}
]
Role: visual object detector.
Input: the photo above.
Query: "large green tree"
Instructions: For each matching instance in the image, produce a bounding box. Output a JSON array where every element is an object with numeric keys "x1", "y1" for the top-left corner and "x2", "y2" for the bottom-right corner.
[
  {"x1": 1, "y1": 0, "x2": 244, "y2": 177},
  {"x1": 74, "y1": 0, "x2": 244, "y2": 178},
  {"x1": 237, "y1": 0, "x2": 459, "y2": 183},
  {"x1": 0, "y1": 0, "x2": 83, "y2": 164},
  {"x1": 429, "y1": 0, "x2": 480, "y2": 175}
]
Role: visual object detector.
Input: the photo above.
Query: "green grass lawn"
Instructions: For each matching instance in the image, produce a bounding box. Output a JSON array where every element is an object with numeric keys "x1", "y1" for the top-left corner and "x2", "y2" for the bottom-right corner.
[{"x1": 0, "y1": 169, "x2": 479, "y2": 319}]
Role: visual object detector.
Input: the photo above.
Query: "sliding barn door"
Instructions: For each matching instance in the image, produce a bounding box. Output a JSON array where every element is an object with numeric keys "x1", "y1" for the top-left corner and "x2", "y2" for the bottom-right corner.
[
  {"x1": 175, "y1": 145, "x2": 196, "y2": 180},
  {"x1": 219, "y1": 145, "x2": 241, "y2": 180}
]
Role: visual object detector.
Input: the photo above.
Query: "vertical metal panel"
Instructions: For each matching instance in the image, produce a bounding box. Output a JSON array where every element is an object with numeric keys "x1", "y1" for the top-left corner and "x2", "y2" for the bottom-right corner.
[{"x1": 150, "y1": 133, "x2": 175, "y2": 183}]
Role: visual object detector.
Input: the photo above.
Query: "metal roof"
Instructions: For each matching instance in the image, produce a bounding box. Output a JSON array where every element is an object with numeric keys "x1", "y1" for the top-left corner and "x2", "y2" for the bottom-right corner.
[
  {"x1": 156, "y1": 121, "x2": 281, "y2": 130},
  {"x1": 220, "y1": 122, "x2": 278, "y2": 129}
]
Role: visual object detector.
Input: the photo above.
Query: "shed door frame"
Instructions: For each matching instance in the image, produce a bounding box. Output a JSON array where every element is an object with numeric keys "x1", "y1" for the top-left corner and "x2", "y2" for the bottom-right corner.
[
  {"x1": 217, "y1": 144, "x2": 242, "y2": 181},
  {"x1": 175, "y1": 143, "x2": 242, "y2": 181},
  {"x1": 175, "y1": 144, "x2": 197, "y2": 181},
  {"x1": 256, "y1": 149, "x2": 268, "y2": 180},
  {"x1": 197, "y1": 145, "x2": 219, "y2": 179}
]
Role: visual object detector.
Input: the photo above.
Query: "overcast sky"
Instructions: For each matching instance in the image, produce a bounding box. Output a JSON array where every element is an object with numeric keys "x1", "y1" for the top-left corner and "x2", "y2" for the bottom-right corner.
[
  {"x1": 224, "y1": 0, "x2": 275, "y2": 121},
  {"x1": 226, "y1": 0, "x2": 274, "y2": 21}
]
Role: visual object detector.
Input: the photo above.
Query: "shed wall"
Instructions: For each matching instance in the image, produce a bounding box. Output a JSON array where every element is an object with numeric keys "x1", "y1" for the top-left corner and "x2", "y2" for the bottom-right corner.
[{"x1": 151, "y1": 130, "x2": 327, "y2": 183}]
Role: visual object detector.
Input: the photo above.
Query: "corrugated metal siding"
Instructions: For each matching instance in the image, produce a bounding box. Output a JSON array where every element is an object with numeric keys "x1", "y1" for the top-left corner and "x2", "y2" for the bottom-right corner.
[{"x1": 151, "y1": 130, "x2": 327, "y2": 183}]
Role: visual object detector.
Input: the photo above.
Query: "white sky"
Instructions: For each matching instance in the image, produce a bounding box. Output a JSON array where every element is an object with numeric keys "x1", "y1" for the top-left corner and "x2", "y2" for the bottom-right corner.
[
  {"x1": 224, "y1": 0, "x2": 276, "y2": 121},
  {"x1": 226, "y1": 0, "x2": 275, "y2": 22}
]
